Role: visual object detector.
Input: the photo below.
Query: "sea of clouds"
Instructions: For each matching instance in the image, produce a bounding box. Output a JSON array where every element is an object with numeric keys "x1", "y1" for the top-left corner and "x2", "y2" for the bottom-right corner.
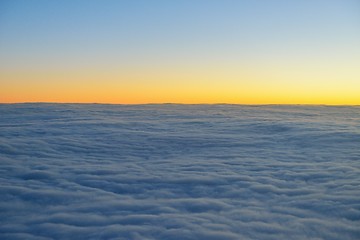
[{"x1": 0, "y1": 103, "x2": 359, "y2": 239}]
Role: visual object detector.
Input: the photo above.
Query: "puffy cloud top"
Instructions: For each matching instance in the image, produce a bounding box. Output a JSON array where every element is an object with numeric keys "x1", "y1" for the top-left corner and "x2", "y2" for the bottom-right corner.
[{"x1": 1, "y1": 104, "x2": 359, "y2": 239}]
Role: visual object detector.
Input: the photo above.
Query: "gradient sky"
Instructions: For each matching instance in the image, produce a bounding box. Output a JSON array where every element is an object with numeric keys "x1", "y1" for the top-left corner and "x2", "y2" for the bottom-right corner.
[{"x1": 1, "y1": 0, "x2": 359, "y2": 104}]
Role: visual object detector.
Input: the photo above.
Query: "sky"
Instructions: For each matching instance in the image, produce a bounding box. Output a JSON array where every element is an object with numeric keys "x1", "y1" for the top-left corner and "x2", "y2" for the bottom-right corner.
[{"x1": 0, "y1": 0, "x2": 359, "y2": 104}]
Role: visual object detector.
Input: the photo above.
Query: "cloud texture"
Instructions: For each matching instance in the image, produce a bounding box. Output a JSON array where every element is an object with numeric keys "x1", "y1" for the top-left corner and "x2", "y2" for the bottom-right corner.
[{"x1": 0, "y1": 104, "x2": 359, "y2": 239}]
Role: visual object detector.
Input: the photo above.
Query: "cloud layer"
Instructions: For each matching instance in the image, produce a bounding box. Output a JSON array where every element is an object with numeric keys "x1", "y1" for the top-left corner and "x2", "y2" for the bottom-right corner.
[{"x1": 1, "y1": 104, "x2": 359, "y2": 239}]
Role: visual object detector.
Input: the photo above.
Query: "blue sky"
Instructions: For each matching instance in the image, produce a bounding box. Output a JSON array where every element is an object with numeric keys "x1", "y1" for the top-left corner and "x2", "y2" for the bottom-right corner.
[
  {"x1": 1, "y1": 0, "x2": 358, "y2": 68},
  {"x1": 0, "y1": 0, "x2": 359, "y2": 103}
]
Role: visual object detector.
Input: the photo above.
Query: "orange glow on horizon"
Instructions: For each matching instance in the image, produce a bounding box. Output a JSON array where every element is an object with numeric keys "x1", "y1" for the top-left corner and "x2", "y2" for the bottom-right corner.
[
  {"x1": 1, "y1": 67, "x2": 360, "y2": 105},
  {"x1": 1, "y1": 58, "x2": 359, "y2": 105}
]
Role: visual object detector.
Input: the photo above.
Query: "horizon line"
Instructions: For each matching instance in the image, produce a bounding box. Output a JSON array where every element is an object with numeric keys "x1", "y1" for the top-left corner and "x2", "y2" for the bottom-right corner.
[{"x1": 1, "y1": 101, "x2": 359, "y2": 107}]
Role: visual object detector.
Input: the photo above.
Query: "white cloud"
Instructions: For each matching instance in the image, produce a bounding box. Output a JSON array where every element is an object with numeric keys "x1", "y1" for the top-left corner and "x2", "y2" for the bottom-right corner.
[{"x1": 0, "y1": 104, "x2": 359, "y2": 239}]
